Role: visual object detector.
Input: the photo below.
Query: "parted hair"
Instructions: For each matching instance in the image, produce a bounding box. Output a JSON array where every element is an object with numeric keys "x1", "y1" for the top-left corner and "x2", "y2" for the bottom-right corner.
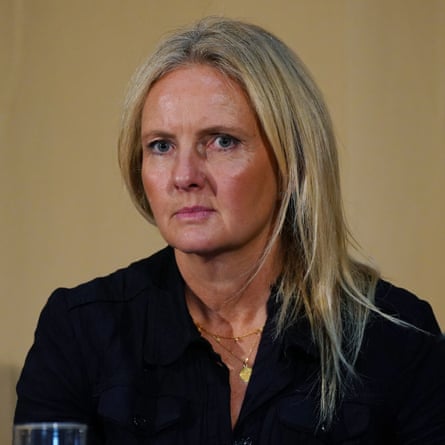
[{"x1": 118, "y1": 16, "x2": 380, "y2": 426}]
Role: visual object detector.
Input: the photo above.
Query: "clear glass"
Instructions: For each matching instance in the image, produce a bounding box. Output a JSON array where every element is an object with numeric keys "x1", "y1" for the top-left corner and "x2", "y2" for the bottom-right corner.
[{"x1": 13, "y1": 423, "x2": 87, "y2": 445}]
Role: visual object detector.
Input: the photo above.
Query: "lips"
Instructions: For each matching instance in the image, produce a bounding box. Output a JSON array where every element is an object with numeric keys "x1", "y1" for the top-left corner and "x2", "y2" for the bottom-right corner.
[{"x1": 174, "y1": 206, "x2": 215, "y2": 220}]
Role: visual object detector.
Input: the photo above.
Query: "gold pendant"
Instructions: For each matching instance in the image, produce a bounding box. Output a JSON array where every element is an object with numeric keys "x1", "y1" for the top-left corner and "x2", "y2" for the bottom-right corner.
[{"x1": 239, "y1": 364, "x2": 252, "y2": 383}]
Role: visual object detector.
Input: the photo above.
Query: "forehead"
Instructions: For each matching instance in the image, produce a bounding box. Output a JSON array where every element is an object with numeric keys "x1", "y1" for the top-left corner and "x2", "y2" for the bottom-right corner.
[
  {"x1": 151, "y1": 63, "x2": 244, "y2": 92},
  {"x1": 141, "y1": 64, "x2": 256, "y2": 125}
]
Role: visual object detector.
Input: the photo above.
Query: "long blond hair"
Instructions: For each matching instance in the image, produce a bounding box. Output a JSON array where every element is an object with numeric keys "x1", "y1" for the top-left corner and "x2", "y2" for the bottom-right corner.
[{"x1": 118, "y1": 16, "x2": 380, "y2": 425}]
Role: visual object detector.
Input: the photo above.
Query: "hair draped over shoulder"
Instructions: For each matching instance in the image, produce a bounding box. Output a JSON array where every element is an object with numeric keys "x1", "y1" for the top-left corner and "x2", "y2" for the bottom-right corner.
[{"x1": 118, "y1": 16, "x2": 380, "y2": 426}]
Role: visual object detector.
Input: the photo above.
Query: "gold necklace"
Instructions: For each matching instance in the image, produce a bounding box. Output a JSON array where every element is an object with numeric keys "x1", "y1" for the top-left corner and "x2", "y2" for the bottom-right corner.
[{"x1": 195, "y1": 322, "x2": 263, "y2": 383}]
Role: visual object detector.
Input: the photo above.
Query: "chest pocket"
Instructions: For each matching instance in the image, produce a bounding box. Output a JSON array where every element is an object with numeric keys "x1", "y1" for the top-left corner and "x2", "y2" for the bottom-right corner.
[
  {"x1": 96, "y1": 382, "x2": 189, "y2": 444},
  {"x1": 276, "y1": 396, "x2": 373, "y2": 445},
  {"x1": 275, "y1": 395, "x2": 327, "y2": 444},
  {"x1": 338, "y1": 402, "x2": 371, "y2": 442},
  {"x1": 331, "y1": 401, "x2": 372, "y2": 445}
]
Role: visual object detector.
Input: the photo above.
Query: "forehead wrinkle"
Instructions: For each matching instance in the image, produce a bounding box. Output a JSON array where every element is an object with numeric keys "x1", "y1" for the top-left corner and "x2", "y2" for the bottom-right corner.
[
  {"x1": 142, "y1": 66, "x2": 256, "y2": 137},
  {"x1": 147, "y1": 92, "x2": 245, "y2": 133}
]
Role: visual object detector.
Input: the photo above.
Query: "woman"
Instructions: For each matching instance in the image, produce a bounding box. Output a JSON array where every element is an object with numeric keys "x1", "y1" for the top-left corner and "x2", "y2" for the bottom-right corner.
[{"x1": 15, "y1": 17, "x2": 445, "y2": 444}]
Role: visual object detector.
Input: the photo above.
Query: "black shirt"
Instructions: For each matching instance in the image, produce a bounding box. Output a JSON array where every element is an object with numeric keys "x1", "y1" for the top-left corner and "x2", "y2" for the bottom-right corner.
[{"x1": 15, "y1": 247, "x2": 445, "y2": 444}]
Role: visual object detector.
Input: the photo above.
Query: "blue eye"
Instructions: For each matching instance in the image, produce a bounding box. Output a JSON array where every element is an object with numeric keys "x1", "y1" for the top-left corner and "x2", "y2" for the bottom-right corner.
[
  {"x1": 214, "y1": 135, "x2": 238, "y2": 150},
  {"x1": 148, "y1": 140, "x2": 172, "y2": 154}
]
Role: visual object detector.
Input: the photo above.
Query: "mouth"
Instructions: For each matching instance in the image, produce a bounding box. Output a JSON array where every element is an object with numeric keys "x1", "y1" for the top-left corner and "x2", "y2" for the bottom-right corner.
[{"x1": 174, "y1": 206, "x2": 215, "y2": 220}]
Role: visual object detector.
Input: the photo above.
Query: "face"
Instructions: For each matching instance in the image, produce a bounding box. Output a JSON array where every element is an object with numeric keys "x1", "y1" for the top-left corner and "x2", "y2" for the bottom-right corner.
[{"x1": 140, "y1": 65, "x2": 279, "y2": 258}]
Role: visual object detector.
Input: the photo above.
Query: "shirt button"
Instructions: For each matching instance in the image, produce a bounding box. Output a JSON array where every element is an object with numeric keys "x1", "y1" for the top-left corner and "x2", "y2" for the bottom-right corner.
[
  {"x1": 132, "y1": 416, "x2": 148, "y2": 428},
  {"x1": 234, "y1": 438, "x2": 252, "y2": 445}
]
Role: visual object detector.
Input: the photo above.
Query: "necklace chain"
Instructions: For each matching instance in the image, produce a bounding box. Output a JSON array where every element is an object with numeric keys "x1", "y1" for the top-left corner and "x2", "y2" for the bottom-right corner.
[
  {"x1": 195, "y1": 323, "x2": 263, "y2": 342},
  {"x1": 194, "y1": 322, "x2": 263, "y2": 384}
]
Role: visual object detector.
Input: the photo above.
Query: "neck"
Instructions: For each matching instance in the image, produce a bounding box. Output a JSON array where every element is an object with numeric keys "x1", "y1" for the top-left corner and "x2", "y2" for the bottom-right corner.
[{"x1": 175, "y1": 242, "x2": 281, "y2": 335}]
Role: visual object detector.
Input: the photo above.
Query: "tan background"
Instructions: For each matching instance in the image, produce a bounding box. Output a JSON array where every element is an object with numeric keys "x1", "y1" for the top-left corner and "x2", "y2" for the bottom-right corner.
[{"x1": 1, "y1": 0, "x2": 444, "y2": 441}]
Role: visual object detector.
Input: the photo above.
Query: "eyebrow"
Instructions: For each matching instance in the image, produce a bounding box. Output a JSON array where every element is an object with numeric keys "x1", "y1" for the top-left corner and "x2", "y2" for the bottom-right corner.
[
  {"x1": 141, "y1": 130, "x2": 175, "y2": 141},
  {"x1": 141, "y1": 125, "x2": 250, "y2": 141}
]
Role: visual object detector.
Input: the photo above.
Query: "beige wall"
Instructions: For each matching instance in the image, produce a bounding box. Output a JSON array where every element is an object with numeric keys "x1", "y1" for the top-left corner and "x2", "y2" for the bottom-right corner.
[{"x1": 1, "y1": 0, "x2": 444, "y2": 441}]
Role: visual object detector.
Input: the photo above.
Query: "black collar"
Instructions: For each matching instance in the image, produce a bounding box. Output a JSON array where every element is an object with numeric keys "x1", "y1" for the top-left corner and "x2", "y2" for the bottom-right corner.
[
  {"x1": 136, "y1": 247, "x2": 318, "y2": 366},
  {"x1": 266, "y1": 294, "x2": 319, "y2": 359},
  {"x1": 133, "y1": 247, "x2": 201, "y2": 366}
]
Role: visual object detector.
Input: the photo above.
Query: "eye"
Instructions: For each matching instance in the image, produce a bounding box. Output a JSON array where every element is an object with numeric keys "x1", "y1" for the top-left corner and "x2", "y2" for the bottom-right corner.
[
  {"x1": 213, "y1": 134, "x2": 239, "y2": 150},
  {"x1": 147, "y1": 140, "x2": 172, "y2": 154}
]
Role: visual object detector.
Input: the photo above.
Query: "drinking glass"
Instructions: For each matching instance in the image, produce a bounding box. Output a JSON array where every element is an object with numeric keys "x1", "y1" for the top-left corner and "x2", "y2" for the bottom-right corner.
[{"x1": 13, "y1": 423, "x2": 87, "y2": 445}]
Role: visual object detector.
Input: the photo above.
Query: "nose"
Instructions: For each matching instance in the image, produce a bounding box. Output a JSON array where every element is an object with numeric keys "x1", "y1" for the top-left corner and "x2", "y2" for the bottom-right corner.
[{"x1": 173, "y1": 147, "x2": 206, "y2": 191}]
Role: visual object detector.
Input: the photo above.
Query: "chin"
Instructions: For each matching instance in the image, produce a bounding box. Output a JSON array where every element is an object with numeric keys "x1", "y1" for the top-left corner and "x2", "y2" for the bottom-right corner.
[
  {"x1": 169, "y1": 238, "x2": 231, "y2": 258},
  {"x1": 167, "y1": 236, "x2": 214, "y2": 253},
  {"x1": 173, "y1": 244, "x2": 219, "y2": 257}
]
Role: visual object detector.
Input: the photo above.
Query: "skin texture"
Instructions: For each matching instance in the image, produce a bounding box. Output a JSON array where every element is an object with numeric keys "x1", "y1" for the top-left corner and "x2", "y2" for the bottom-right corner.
[
  {"x1": 140, "y1": 64, "x2": 281, "y2": 427},
  {"x1": 140, "y1": 65, "x2": 279, "y2": 261}
]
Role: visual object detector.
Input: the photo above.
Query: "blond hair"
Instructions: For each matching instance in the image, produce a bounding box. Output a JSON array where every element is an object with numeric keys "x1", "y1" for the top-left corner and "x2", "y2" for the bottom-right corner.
[{"x1": 118, "y1": 16, "x2": 380, "y2": 426}]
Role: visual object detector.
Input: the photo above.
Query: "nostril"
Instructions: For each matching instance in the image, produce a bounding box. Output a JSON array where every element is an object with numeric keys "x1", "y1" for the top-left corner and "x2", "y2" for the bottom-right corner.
[
  {"x1": 174, "y1": 179, "x2": 203, "y2": 190},
  {"x1": 173, "y1": 170, "x2": 205, "y2": 191},
  {"x1": 172, "y1": 149, "x2": 207, "y2": 190}
]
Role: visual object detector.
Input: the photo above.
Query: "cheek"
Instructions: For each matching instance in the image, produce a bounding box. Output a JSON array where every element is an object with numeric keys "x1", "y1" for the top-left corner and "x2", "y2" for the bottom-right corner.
[
  {"x1": 218, "y1": 165, "x2": 276, "y2": 212},
  {"x1": 231, "y1": 155, "x2": 277, "y2": 193},
  {"x1": 141, "y1": 163, "x2": 167, "y2": 208}
]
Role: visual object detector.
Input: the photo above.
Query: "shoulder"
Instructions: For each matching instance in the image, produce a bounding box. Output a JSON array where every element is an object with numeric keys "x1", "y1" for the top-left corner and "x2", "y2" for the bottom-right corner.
[
  {"x1": 46, "y1": 246, "x2": 178, "y2": 310},
  {"x1": 37, "y1": 246, "x2": 180, "y2": 338},
  {"x1": 372, "y1": 279, "x2": 441, "y2": 334},
  {"x1": 358, "y1": 279, "x2": 443, "y2": 381},
  {"x1": 356, "y1": 279, "x2": 442, "y2": 381},
  {"x1": 363, "y1": 279, "x2": 442, "y2": 360},
  {"x1": 32, "y1": 246, "x2": 181, "y2": 371},
  {"x1": 361, "y1": 281, "x2": 445, "y2": 441}
]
